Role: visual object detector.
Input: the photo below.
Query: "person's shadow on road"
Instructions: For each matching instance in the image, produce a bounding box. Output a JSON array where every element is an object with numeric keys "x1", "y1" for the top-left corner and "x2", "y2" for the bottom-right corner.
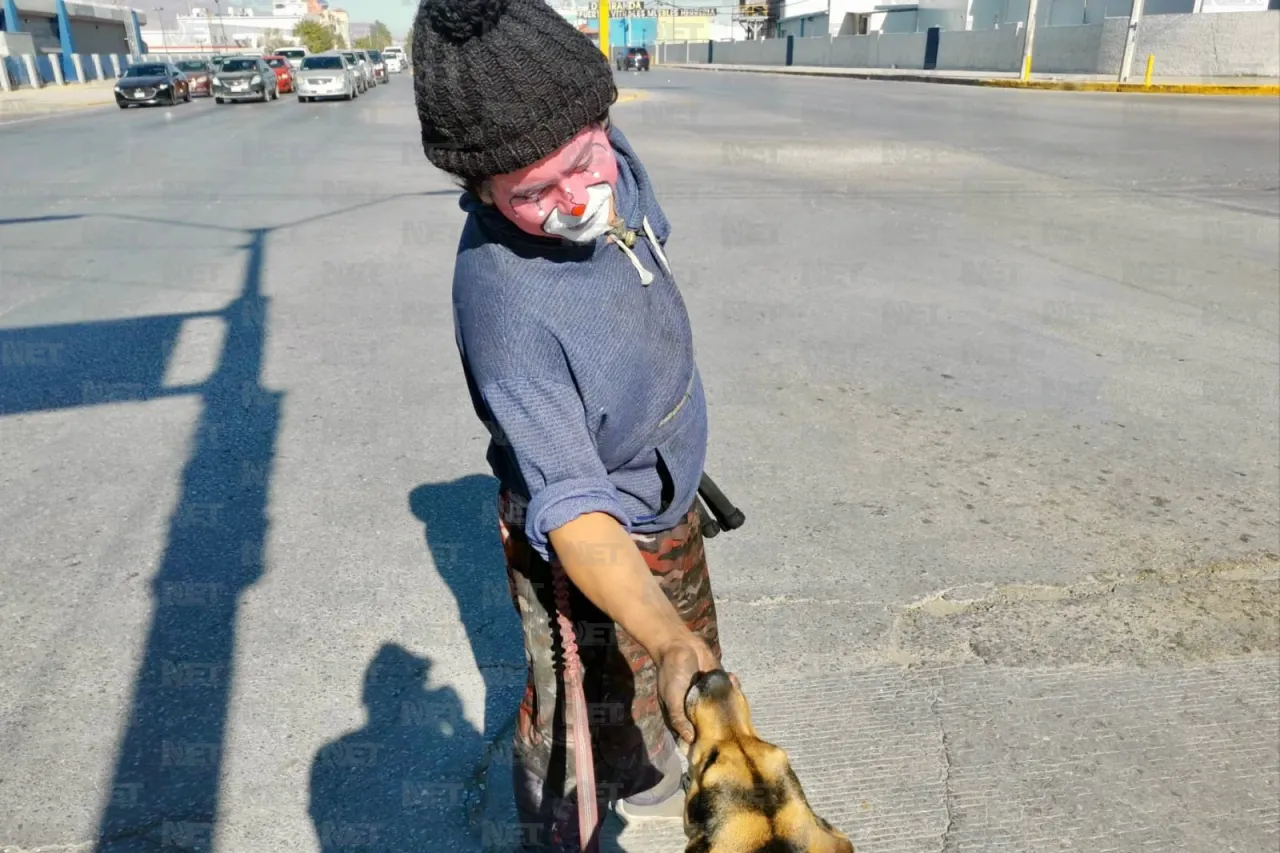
[{"x1": 308, "y1": 643, "x2": 484, "y2": 851}]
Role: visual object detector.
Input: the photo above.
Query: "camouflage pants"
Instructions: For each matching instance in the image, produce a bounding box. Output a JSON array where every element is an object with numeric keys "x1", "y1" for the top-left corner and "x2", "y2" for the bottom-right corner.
[{"x1": 497, "y1": 490, "x2": 722, "y2": 851}]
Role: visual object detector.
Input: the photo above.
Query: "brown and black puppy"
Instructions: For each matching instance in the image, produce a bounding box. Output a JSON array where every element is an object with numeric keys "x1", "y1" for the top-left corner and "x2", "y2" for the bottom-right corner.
[{"x1": 682, "y1": 670, "x2": 855, "y2": 853}]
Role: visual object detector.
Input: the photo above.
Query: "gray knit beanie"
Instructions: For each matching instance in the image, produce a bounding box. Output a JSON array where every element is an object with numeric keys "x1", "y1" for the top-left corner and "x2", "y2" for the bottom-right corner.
[{"x1": 412, "y1": 0, "x2": 619, "y2": 180}]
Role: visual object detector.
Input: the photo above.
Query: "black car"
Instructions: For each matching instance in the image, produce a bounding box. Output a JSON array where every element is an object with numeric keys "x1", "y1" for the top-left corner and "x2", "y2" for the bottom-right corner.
[
  {"x1": 115, "y1": 62, "x2": 191, "y2": 108},
  {"x1": 213, "y1": 56, "x2": 280, "y2": 104},
  {"x1": 618, "y1": 46, "x2": 650, "y2": 72}
]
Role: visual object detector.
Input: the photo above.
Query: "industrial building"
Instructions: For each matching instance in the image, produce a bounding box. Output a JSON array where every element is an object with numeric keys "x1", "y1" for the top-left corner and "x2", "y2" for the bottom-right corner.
[{"x1": 1, "y1": 0, "x2": 146, "y2": 84}]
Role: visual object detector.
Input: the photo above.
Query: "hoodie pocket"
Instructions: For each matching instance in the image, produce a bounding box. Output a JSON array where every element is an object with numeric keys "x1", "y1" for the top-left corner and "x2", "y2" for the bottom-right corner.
[{"x1": 647, "y1": 373, "x2": 705, "y2": 524}]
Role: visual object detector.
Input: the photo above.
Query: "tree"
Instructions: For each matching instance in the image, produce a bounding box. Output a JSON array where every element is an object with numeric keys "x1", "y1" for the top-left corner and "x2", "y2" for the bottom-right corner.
[
  {"x1": 262, "y1": 27, "x2": 288, "y2": 53},
  {"x1": 353, "y1": 20, "x2": 394, "y2": 51},
  {"x1": 293, "y1": 19, "x2": 334, "y2": 53}
]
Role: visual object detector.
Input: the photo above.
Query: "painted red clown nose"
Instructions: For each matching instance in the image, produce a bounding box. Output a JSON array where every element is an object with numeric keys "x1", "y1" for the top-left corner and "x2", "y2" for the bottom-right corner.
[{"x1": 571, "y1": 203, "x2": 586, "y2": 217}]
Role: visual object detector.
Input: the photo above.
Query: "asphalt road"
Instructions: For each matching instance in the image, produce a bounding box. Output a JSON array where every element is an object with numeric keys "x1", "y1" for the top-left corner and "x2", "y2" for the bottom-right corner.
[{"x1": 1, "y1": 69, "x2": 1276, "y2": 853}]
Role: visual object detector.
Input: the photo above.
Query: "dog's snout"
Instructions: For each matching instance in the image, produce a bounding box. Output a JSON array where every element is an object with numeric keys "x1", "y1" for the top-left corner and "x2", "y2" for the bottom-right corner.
[
  {"x1": 694, "y1": 669, "x2": 733, "y2": 701},
  {"x1": 685, "y1": 669, "x2": 734, "y2": 719}
]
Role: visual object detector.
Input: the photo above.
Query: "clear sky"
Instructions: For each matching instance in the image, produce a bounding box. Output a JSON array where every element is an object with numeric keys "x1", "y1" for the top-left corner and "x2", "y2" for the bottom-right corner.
[{"x1": 339, "y1": 0, "x2": 418, "y2": 41}]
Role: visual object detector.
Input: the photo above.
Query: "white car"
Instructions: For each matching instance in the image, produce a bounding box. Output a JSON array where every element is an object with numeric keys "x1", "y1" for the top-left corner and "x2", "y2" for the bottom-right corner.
[
  {"x1": 382, "y1": 46, "x2": 406, "y2": 73},
  {"x1": 275, "y1": 46, "x2": 308, "y2": 71}
]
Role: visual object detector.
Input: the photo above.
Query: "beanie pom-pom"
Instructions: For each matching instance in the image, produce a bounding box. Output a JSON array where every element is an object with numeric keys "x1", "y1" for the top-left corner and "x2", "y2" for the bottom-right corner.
[{"x1": 421, "y1": 0, "x2": 509, "y2": 43}]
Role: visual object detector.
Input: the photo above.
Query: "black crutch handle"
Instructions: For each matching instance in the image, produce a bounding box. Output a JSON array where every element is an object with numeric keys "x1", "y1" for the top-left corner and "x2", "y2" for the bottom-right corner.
[{"x1": 698, "y1": 473, "x2": 745, "y2": 532}]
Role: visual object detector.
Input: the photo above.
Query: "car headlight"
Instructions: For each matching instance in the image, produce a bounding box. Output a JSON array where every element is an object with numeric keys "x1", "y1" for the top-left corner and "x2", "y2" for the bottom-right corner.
[{"x1": 251, "y1": 74, "x2": 261, "y2": 84}]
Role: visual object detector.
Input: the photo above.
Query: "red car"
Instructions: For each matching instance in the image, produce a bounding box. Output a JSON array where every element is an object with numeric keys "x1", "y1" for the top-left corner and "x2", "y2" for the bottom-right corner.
[
  {"x1": 176, "y1": 59, "x2": 214, "y2": 96},
  {"x1": 264, "y1": 55, "x2": 295, "y2": 94}
]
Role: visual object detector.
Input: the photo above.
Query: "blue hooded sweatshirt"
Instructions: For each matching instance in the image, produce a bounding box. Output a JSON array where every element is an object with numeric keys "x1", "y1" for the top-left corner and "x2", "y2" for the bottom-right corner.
[{"x1": 451, "y1": 123, "x2": 707, "y2": 562}]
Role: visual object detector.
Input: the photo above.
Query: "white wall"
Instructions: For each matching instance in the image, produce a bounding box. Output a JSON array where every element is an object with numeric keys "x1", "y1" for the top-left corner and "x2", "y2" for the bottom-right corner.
[
  {"x1": 713, "y1": 38, "x2": 789, "y2": 64},
  {"x1": 1130, "y1": 8, "x2": 1280, "y2": 74},
  {"x1": 1031, "y1": 22, "x2": 1105, "y2": 72},
  {"x1": 936, "y1": 25, "x2": 1023, "y2": 70},
  {"x1": 880, "y1": 8, "x2": 920, "y2": 31},
  {"x1": 660, "y1": 10, "x2": 1280, "y2": 76}
]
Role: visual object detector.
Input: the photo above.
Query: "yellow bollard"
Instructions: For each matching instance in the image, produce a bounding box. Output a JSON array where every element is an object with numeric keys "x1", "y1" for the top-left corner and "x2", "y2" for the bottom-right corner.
[
  {"x1": 1022, "y1": 54, "x2": 1031, "y2": 82},
  {"x1": 1144, "y1": 54, "x2": 1155, "y2": 87},
  {"x1": 598, "y1": 0, "x2": 610, "y2": 61}
]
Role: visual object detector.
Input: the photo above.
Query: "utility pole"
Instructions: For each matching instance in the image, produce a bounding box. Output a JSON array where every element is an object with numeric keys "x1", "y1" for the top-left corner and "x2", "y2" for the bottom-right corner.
[
  {"x1": 1117, "y1": 0, "x2": 1144, "y2": 81},
  {"x1": 1019, "y1": 0, "x2": 1038, "y2": 81},
  {"x1": 154, "y1": 6, "x2": 167, "y2": 55}
]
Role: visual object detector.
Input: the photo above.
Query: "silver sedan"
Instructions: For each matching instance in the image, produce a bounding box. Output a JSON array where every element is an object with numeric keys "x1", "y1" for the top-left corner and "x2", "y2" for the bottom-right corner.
[{"x1": 294, "y1": 53, "x2": 359, "y2": 102}]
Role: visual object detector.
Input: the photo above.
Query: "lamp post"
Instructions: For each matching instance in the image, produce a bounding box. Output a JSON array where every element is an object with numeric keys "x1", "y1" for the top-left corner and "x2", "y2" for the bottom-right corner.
[
  {"x1": 213, "y1": 0, "x2": 226, "y2": 53},
  {"x1": 154, "y1": 6, "x2": 167, "y2": 56}
]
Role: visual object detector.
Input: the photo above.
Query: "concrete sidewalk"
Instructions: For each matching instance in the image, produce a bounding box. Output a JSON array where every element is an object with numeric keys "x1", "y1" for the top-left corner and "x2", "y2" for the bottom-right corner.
[
  {"x1": 0, "y1": 79, "x2": 118, "y2": 122},
  {"x1": 659, "y1": 62, "x2": 1280, "y2": 94}
]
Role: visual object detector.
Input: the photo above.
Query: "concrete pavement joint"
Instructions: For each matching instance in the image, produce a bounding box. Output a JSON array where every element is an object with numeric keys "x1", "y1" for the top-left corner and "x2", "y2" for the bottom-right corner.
[{"x1": 932, "y1": 689, "x2": 958, "y2": 853}]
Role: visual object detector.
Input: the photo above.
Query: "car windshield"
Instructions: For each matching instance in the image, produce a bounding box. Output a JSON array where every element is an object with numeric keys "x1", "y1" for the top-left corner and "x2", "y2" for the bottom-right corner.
[
  {"x1": 368, "y1": 51, "x2": 382, "y2": 61},
  {"x1": 342, "y1": 52, "x2": 358, "y2": 62},
  {"x1": 266, "y1": 57, "x2": 287, "y2": 67},
  {"x1": 278, "y1": 49, "x2": 305, "y2": 57},
  {"x1": 301, "y1": 56, "x2": 343, "y2": 70},
  {"x1": 126, "y1": 64, "x2": 169, "y2": 76},
  {"x1": 221, "y1": 59, "x2": 258, "y2": 72},
  {"x1": 177, "y1": 61, "x2": 208, "y2": 71}
]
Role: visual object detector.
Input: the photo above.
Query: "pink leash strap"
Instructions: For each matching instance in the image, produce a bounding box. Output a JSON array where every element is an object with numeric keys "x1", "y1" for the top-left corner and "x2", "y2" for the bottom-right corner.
[{"x1": 551, "y1": 563, "x2": 600, "y2": 853}]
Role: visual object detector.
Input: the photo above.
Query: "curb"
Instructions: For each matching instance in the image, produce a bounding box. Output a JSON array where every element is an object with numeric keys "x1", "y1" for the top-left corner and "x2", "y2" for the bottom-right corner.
[
  {"x1": 615, "y1": 89, "x2": 649, "y2": 104},
  {"x1": 658, "y1": 63, "x2": 1280, "y2": 96}
]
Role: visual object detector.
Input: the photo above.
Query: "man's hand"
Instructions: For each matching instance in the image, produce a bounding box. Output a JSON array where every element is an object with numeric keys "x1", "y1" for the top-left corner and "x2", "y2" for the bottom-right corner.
[
  {"x1": 548, "y1": 512, "x2": 723, "y2": 743},
  {"x1": 653, "y1": 635, "x2": 721, "y2": 744}
]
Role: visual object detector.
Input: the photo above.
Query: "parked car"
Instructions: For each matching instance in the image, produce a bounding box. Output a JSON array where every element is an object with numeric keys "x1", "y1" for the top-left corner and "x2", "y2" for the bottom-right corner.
[
  {"x1": 275, "y1": 46, "x2": 308, "y2": 71},
  {"x1": 212, "y1": 56, "x2": 280, "y2": 103},
  {"x1": 174, "y1": 59, "x2": 213, "y2": 97},
  {"x1": 115, "y1": 61, "x2": 191, "y2": 108},
  {"x1": 340, "y1": 50, "x2": 372, "y2": 92},
  {"x1": 294, "y1": 52, "x2": 359, "y2": 102},
  {"x1": 618, "y1": 46, "x2": 650, "y2": 71},
  {"x1": 382, "y1": 45, "x2": 405, "y2": 73},
  {"x1": 354, "y1": 50, "x2": 380, "y2": 85},
  {"x1": 263, "y1": 55, "x2": 295, "y2": 93},
  {"x1": 366, "y1": 49, "x2": 388, "y2": 84}
]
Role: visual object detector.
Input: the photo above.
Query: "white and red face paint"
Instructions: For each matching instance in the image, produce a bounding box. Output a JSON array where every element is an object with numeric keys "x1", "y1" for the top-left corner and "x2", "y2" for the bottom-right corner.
[{"x1": 487, "y1": 124, "x2": 619, "y2": 242}]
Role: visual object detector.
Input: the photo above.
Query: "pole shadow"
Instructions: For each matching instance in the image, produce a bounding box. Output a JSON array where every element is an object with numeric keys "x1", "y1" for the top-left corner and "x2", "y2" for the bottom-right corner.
[
  {"x1": 92, "y1": 228, "x2": 281, "y2": 852},
  {"x1": 0, "y1": 192, "x2": 461, "y2": 851}
]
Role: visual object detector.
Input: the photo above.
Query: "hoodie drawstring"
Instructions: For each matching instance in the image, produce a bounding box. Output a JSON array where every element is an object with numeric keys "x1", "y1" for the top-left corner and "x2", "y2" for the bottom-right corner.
[
  {"x1": 642, "y1": 217, "x2": 672, "y2": 278},
  {"x1": 609, "y1": 216, "x2": 669, "y2": 287}
]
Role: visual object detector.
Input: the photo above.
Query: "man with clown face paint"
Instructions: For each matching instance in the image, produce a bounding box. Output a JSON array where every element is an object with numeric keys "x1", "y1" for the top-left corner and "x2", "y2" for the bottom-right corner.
[
  {"x1": 489, "y1": 123, "x2": 621, "y2": 245},
  {"x1": 412, "y1": 0, "x2": 730, "y2": 844}
]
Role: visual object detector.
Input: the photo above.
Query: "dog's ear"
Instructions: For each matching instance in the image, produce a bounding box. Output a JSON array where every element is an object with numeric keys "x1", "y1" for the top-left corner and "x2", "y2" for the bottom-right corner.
[
  {"x1": 684, "y1": 836, "x2": 710, "y2": 853},
  {"x1": 812, "y1": 825, "x2": 856, "y2": 853},
  {"x1": 807, "y1": 833, "x2": 855, "y2": 853}
]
